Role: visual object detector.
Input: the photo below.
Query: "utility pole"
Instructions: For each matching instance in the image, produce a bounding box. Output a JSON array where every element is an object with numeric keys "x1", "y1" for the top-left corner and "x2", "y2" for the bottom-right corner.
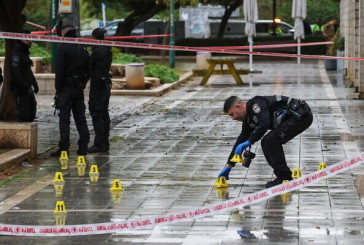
[
  {"x1": 169, "y1": 0, "x2": 175, "y2": 68},
  {"x1": 51, "y1": 0, "x2": 57, "y2": 71},
  {"x1": 272, "y1": 0, "x2": 277, "y2": 36}
]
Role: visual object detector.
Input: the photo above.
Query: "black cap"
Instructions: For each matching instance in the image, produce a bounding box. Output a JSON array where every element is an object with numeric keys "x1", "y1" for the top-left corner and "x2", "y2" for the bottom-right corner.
[{"x1": 92, "y1": 28, "x2": 105, "y2": 40}]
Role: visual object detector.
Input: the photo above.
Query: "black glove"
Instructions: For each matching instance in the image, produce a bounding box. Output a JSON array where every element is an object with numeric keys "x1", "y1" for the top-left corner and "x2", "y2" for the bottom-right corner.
[{"x1": 33, "y1": 83, "x2": 39, "y2": 94}]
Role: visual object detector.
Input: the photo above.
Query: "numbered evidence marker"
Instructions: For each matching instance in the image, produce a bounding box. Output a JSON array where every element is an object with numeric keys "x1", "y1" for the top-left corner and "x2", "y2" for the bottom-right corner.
[
  {"x1": 230, "y1": 154, "x2": 244, "y2": 163},
  {"x1": 318, "y1": 162, "x2": 327, "y2": 170},
  {"x1": 76, "y1": 156, "x2": 87, "y2": 176},
  {"x1": 110, "y1": 179, "x2": 123, "y2": 191},
  {"x1": 291, "y1": 168, "x2": 301, "y2": 178},
  {"x1": 214, "y1": 176, "x2": 228, "y2": 188},
  {"x1": 53, "y1": 172, "x2": 65, "y2": 185},
  {"x1": 89, "y1": 164, "x2": 99, "y2": 182},
  {"x1": 59, "y1": 151, "x2": 69, "y2": 169},
  {"x1": 54, "y1": 201, "x2": 67, "y2": 214},
  {"x1": 77, "y1": 155, "x2": 86, "y2": 165}
]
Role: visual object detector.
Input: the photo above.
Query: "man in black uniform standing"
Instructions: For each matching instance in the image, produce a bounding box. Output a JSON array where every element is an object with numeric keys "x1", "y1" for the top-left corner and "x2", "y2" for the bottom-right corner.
[
  {"x1": 10, "y1": 31, "x2": 39, "y2": 122},
  {"x1": 218, "y1": 95, "x2": 313, "y2": 188},
  {"x1": 87, "y1": 28, "x2": 112, "y2": 153},
  {"x1": 51, "y1": 25, "x2": 90, "y2": 157}
]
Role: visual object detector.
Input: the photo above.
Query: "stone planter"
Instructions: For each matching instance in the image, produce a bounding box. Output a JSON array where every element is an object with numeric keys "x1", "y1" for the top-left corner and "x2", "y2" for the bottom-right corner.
[{"x1": 125, "y1": 63, "x2": 145, "y2": 89}]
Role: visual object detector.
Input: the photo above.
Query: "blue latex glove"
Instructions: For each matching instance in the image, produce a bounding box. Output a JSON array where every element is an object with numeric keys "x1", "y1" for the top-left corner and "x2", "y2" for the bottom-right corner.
[
  {"x1": 234, "y1": 141, "x2": 251, "y2": 155},
  {"x1": 218, "y1": 167, "x2": 231, "y2": 180}
]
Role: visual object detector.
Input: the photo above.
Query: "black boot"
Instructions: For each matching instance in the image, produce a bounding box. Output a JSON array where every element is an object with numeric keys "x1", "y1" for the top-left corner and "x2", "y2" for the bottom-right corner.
[
  {"x1": 50, "y1": 149, "x2": 68, "y2": 157},
  {"x1": 87, "y1": 145, "x2": 108, "y2": 153}
]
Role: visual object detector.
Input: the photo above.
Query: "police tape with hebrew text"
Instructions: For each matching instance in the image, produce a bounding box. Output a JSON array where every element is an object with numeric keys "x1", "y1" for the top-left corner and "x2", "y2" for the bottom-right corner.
[
  {"x1": 0, "y1": 31, "x2": 362, "y2": 61},
  {"x1": 0, "y1": 152, "x2": 363, "y2": 236}
]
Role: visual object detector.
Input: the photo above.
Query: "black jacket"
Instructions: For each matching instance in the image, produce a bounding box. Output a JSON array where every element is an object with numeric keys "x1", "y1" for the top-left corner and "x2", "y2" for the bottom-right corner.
[
  {"x1": 227, "y1": 95, "x2": 294, "y2": 164},
  {"x1": 90, "y1": 45, "x2": 112, "y2": 85},
  {"x1": 55, "y1": 42, "x2": 89, "y2": 93},
  {"x1": 10, "y1": 41, "x2": 38, "y2": 94}
]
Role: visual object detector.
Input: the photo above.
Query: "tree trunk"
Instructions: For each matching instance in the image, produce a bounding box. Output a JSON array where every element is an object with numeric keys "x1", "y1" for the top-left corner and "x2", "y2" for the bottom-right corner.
[
  {"x1": 217, "y1": 0, "x2": 243, "y2": 38},
  {"x1": 0, "y1": 0, "x2": 27, "y2": 120}
]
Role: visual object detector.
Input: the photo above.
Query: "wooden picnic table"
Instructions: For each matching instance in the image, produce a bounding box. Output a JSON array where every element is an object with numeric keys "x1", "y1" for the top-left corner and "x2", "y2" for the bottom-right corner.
[{"x1": 199, "y1": 57, "x2": 249, "y2": 86}]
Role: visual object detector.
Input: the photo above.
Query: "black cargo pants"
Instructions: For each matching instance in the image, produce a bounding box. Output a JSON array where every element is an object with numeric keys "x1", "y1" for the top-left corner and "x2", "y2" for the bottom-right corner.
[
  {"x1": 261, "y1": 110, "x2": 313, "y2": 180},
  {"x1": 56, "y1": 87, "x2": 90, "y2": 151},
  {"x1": 88, "y1": 85, "x2": 111, "y2": 149}
]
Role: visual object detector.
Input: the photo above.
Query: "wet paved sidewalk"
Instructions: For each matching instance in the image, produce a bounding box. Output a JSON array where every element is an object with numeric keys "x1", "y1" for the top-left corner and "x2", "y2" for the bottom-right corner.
[{"x1": 1, "y1": 59, "x2": 364, "y2": 244}]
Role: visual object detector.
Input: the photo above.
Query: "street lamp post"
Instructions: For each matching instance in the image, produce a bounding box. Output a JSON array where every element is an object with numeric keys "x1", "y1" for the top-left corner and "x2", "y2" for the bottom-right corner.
[{"x1": 169, "y1": 0, "x2": 175, "y2": 68}]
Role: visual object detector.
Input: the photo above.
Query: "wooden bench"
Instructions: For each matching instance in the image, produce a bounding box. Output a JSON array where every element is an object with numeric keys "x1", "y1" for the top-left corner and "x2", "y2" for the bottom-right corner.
[{"x1": 199, "y1": 58, "x2": 250, "y2": 86}]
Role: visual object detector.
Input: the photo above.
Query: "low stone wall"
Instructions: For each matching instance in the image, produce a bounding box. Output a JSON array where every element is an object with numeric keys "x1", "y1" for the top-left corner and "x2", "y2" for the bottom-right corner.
[
  {"x1": 0, "y1": 122, "x2": 37, "y2": 159},
  {"x1": 0, "y1": 56, "x2": 43, "y2": 74}
]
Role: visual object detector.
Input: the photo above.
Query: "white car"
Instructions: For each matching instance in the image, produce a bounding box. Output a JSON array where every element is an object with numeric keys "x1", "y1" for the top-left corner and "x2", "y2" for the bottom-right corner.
[
  {"x1": 80, "y1": 19, "x2": 144, "y2": 37},
  {"x1": 209, "y1": 19, "x2": 294, "y2": 38}
]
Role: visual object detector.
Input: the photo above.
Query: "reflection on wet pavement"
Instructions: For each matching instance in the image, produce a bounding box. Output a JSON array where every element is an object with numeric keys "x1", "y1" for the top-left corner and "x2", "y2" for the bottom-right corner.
[{"x1": 0, "y1": 60, "x2": 364, "y2": 244}]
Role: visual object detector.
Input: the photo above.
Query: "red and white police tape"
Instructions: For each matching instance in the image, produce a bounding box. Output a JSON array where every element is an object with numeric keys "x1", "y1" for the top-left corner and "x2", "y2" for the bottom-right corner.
[
  {"x1": 1, "y1": 31, "x2": 362, "y2": 61},
  {"x1": 0, "y1": 152, "x2": 363, "y2": 236}
]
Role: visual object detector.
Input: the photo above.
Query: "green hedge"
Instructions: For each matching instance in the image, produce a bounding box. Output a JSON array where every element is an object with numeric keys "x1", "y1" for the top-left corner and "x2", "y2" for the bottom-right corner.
[{"x1": 145, "y1": 64, "x2": 179, "y2": 84}]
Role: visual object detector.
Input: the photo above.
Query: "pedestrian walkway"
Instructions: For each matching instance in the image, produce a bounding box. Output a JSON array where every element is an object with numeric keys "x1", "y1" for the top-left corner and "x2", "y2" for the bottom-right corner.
[{"x1": 0, "y1": 59, "x2": 364, "y2": 244}]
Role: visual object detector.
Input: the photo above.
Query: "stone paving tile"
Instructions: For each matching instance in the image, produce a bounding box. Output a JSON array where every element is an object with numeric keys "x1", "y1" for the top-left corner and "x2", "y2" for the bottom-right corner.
[{"x1": 1, "y1": 60, "x2": 364, "y2": 244}]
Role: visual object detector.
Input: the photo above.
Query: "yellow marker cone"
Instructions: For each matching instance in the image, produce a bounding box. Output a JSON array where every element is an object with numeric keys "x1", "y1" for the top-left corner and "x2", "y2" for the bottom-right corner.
[
  {"x1": 291, "y1": 168, "x2": 301, "y2": 178},
  {"x1": 89, "y1": 164, "x2": 99, "y2": 182},
  {"x1": 214, "y1": 176, "x2": 228, "y2": 188},
  {"x1": 54, "y1": 213, "x2": 67, "y2": 226},
  {"x1": 77, "y1": 165, "x2": 86, "y2": 176},
  {"x1": 318, "y1": 162, "x2": 327, "y2": 170},
  {"x1": 110, "y1": 179, "x2": 123, "y2": 191},
  {"x1": 230, "y1": 154, "x2": 244, "y2": 163},
  {"x1": 59, "y1": 151, "x2": 69, "y2": 166},
  {"x1": 282, "y1": 180, "x2": 290, "y2": 184},
  {"x1": 54, "y1": 201, "x2": 67, "y2": 214},
  {"x1": 54, "y1": 184, "x2": 64, "y2": 197},
  {"x1": 53, "y1": 172, "x2": 65, "y2": 184},
  {"x1": 77, "y1": 155, "x2": 86, "y2": 165}
]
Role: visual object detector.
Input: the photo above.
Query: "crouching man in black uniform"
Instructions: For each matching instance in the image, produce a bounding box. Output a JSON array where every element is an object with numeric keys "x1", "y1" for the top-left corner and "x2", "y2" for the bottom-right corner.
[
  {"x1": 87, "y1": 28, "x2": 112, "y2": 153},
  {"x1": 51, "y1": 25, "x2": 90, "y2": 157},
  {"x1": 218, "y1": 95, "x2": 313, "y2": 188},
  {"x1": 10, "y1": 31, "x2": 39, "y2": 122}
]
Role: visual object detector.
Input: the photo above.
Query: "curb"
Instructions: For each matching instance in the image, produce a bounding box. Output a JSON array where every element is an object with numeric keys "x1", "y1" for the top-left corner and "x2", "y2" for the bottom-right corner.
[{"x1": 110, "y1": 71, "x2": 194, "y2": 97}]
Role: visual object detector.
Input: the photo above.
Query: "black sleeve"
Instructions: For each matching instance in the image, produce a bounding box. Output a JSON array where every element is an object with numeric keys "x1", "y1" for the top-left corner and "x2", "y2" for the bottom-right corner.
[
  {"x1": 55, "y1": 47, "x2": 66, "y2": 93},
  {"x1": 226, "y1": 122, "x2": 250, "y2": 166},
  {"x1": 248, "y1": 98, "x2": 270, "y2": 144},
  {"x1": 11, "y1": 54, "x2": 28, "y2": 89}
]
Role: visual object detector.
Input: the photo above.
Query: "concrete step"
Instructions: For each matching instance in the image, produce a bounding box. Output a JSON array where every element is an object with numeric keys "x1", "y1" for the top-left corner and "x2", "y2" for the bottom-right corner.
[{"x1": 0, "y1": 149, "x2": 31, "y2": 171}]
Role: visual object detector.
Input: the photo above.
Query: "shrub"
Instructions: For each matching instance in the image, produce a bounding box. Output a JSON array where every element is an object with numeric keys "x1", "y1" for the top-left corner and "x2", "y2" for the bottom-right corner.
[
  {"x1": 30, "y1": 43, "x2": 51, "y2": 64},
  {"x1": 145, "y1": 64, "x2": 179, "y2": 84},
  {"x1": 112, "y1": 49, "x2": 143, "y2": 64}
]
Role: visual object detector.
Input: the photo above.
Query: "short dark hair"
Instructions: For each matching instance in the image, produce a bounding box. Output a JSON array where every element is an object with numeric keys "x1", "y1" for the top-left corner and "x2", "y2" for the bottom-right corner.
[
  {"x1": 92, "y1": 28, "x2": 105, "y2": 40},
  {"x1": 223, "y1": 96, "x2": 239, "y2": 113}
]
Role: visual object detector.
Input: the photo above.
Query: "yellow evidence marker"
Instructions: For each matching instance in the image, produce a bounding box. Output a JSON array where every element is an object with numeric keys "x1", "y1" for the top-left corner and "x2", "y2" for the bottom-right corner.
[
  {"x1": 53, "y1": 172, "x2": 65, "y2": 185},
  {"x1": 230, "y1": 154, "x2": 244, "y2": 163},
  {"x1": 214, "y1": 176, "x2": 228, "y2": 188},
  {"x1": 110, "y1": 179, "x2": 123, "y2": 191},
  {"x1": 318, "y1": 162, "x2": 327, "y2": 170},
  {"x1": 291, "y1": 168, "x2": 301, "y2": 178},
  {"x1": 89, "y1": 164, "x2": 99, "y2": 182},
  {"x1": 54, "y1": 184, "x2": 64, "y2": 197},
  {"x1": 59, "y1": 151, "x2": 69, "y2": 169},
  {"x1": 77, "y1": 155, "x2": 86, "y2": 165},
  {"x1": 54, "y1": 201, "x2": 67, "y2": 214}
]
